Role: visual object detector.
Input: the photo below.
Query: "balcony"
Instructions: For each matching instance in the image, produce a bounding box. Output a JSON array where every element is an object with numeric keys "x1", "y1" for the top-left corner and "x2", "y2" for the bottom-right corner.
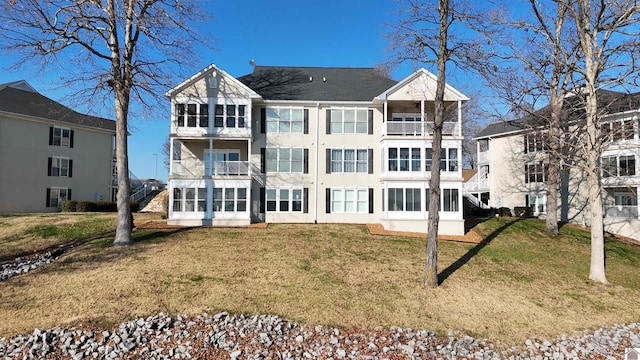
[
  {"x1": 171, "y1": 160, "x2": 251, "y2": 178},
  {"x1": 383, "y1": 121, "x2": 460, "y2": 137},
  {"x1": 604, "y1": 205, "x2": 639, "y2": 219}
]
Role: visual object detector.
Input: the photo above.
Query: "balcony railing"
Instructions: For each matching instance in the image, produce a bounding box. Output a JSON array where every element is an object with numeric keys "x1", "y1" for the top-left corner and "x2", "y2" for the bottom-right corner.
[
  {"x1": 171, "y1": 160, "x2": 251, "y2": 178},
  {"x1": 604, "y1": 205, "x2": 639, "y2": 219},
  {"x1": 384, "y1": 121, "x2": 460, "y2": 136}
]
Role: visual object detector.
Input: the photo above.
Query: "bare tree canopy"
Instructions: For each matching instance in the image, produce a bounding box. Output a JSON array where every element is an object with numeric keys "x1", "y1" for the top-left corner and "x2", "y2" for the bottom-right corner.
[{"x1": 0, "y1": 0, "x2": 210, "y2": 245}]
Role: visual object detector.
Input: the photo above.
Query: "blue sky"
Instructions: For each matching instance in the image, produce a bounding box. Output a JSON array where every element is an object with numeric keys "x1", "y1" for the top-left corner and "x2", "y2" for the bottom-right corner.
[{"x1": 0, "y1": 0, "x2": 479, "y2": 182}]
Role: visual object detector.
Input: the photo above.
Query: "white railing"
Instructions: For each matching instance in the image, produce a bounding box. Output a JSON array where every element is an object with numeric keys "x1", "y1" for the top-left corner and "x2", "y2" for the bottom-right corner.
[
  {"x1": 171, "y1": 160, "x2": 250, "y2": 177},
  {"x1": 604, "y1": 205, "x2": 639, "y2": 219},
  {"x1": 384, "y1": 121, "x2": 460, "y2": 136}
]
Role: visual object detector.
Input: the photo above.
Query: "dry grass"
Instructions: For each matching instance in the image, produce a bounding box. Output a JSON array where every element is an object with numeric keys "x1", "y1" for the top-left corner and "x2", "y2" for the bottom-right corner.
[
  {"x1": 0, "y1": 213, "x2": 118, "y2": 260},
  {"x1": 1, "y1": 216, "x2": 640, "y2": 346}
]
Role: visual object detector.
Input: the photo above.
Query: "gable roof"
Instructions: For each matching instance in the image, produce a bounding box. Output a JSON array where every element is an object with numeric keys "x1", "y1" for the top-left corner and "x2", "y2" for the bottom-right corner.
[
  {"x1": 475, "y1": 89, "x2": 640, "y2": 139},
  {"x1": 238, "y1": 66, "x2": 398, "y2": 101},
  {"x1": 375, "y1": 68, "x2": 469, "y2": 102},
  {"x1": 165, "y1": 63, "x2": 261, "y2": 98},
  {"x1": 0, "y1": 81, "x2": 116, "y2": 132}
]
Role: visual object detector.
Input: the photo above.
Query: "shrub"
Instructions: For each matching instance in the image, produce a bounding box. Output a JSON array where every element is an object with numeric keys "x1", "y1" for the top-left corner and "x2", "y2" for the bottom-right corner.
[
  {"x1": 61, "y1": 200, "x2": 78, "y2": 212},
  {"x1": 130, "y1": 202, "x2": 140, "y2": 212},
  {"x1": 497, "y1": 207, "x2": 512, "y2": 217},
  {"x1": 96, "y1": 201, "x2": 117, "y2": 212},
  {"x1": 76, "y1": 201, "x2": 96, "y2": 212},
  {"x1": 514, "y1": 206, "x2": 531, "y2": 218}
]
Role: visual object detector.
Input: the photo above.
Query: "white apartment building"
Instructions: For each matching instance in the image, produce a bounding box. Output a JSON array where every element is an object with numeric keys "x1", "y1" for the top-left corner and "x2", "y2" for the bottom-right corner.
[
  {"x1": 469, "y1": 90, "x2": 640, "y2": 241},
  {"x1": 166, "y1": 64, "x2": 468, "y2": 235}
]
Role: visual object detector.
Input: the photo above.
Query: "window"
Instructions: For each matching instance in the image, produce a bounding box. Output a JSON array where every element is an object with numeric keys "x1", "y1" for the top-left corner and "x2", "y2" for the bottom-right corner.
[
  {"x1": 265, "y1": 148, "x2": 305, "y2": 173},
  {"x1": 526, "y1": 192, "x2": 546, "y2": 215},
  {"x1": 442, "y1": 189, "x2": 459, "y2": 212},
  {"x1": 212, "y1": 187, "x2": 247, "y2": 212},
  {"x1": 603, "y1": 119, "x2": 636, "y2": 142},
  {"x1": 214, "y1": 104, "x2": 246, "y2": 128},
  {"x1": 197, "y1": 188, "x2": 207, "y2": 211},
  {"x1": 49, "y1": 126, "x2": 73, "y2": 147},
  {"x1": 330, "y1": 188, "x2": 368, "y2": 213},
  {"x1": 47, "y1": 187, "x2": 69, "y2": 208},
  {"x1": 173, "y1": 188, "x2": 182, "y2": 212},
  {"x1": 388, "y1": 148, "x2": 421, "y2": 172},
  {"x1": 524, "y1": 133, "x2": 544, "y2": 153},
  {"x1": 387, "y1": 188, "x2": 421, "y2": 212},
  {"x1": 48, "y1": 157, "x2": 72, "y2": 177},
  {"x1": 266, "y1": 107, "x2": 304, "y2": 133},
  {"x1": 330, "y1": 108, "x2": 369, "y2": 134},
  {"x1": 173, "y1": 187, "x2": 207, "y2": 212},
  {"x1": 602, "y1": 155, "x2": 636, "y2": 177},
  {"x1": 424, "y1": 148, "x2": 459, "y2": 172},
  {"x1": 266, "y1": 187, "x2": 304, "y2": 212},
  {"x1": 175, "y1": 103, "x2": 209, "y2": 127},
  {"x1": 330, "y1": 149, "x2": 369, "y2": 173},
  {"x1": 525, "y1": 163, "x2": 547, "y2": 183}
]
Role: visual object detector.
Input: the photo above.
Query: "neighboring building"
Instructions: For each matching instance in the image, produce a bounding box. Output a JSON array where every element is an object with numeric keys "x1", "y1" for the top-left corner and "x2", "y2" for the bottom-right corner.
[
  {"x1": 166, "y1": 64, "x2": 468, "y2": 235},
  {"x1": 0, "y1": 80, "x2": 116, "y2": 213},
  {"x1": 469, "y1": 90, "x2": 640, "y2": 241}
]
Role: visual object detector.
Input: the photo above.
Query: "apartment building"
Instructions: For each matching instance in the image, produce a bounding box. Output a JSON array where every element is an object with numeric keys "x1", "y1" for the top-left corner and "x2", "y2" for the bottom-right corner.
[
  {"x1": 0, "y1": 80, "x2": 116, "y2": 213},
  {"x1": 166, "y1": 64, "x2": 468, "y2": 235},
  {"x1": 469, "y1": 90, "x2": 640, "y2": 241}
]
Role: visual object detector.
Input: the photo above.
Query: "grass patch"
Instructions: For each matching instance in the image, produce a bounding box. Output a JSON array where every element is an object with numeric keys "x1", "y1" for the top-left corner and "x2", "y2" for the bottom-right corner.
[{"x1": 0, "y1": 217, "x2": 640, "y2": 346}]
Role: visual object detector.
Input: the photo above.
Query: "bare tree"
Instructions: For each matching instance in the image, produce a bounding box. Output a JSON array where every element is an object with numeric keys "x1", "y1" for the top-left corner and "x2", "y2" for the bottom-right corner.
[
  {"x1": 478, "y1": 0, "x2": 580, "y2": 235},
  {"x1": 0, "y1": 0, "x2": 207, "y2": 245},
  {"x1": 390, "y1": 0, "x2": 452, "y2": 288},
  {"x1": 568, "y1": 0, "x2": 640, "y2": 284}
]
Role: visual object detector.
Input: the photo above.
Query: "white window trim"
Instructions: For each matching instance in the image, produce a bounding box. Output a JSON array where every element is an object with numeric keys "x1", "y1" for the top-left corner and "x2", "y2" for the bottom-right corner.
[
  {"x1": 213, "y1": 187, "x2": 248, "y2": 213},
  {"x1": 330, "y1": 107, "x2": 369, "y2": 134},
  {"x1": 49, "y1": 187, "x2": 69, "y2": 208},
  {"x1": 266, "y1": 106, "x2": 305, "y2": 133},
  {"x1": 330, "y1": 187, "x2": 369, "y2": 213},
  {"x1": 52, "y1": 126, "x2": 71, "y2": 147},
  {"x1": 51, "y1": 156, "x2": 71, "y2": 177},
  {"x1": 388, "y1": 147, "x2": 422, "y2": 172},
  {"x1": 330, "y1": 148, "x2": 369, "y2": 173},
  {"x1": 213, "y1": 101, "x2": 248, "y2": 129},
  {"x1": 175, "y1": 103, "x2": 209, "y2": 128},
  {"x1": 266, "y1": 186, "x2": 304, "y2": 213},
  {"x1": 265, "y1": 147, "x2": 304, "y2": 173}
]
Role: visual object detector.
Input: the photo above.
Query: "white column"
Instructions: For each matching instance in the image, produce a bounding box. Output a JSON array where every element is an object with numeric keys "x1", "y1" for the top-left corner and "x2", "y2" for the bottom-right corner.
[
  {"x1": 458, "y1": 100, "x2": 462, "y2": 136},
  {"x1": 209, "y1": 137, "x2": 213, "y2": 176},
  {"x1": 169, "y1": 138, "x2": 174, "y2": 177},
  {"x1": 383, "y1": 100, "x2": 388, "y2": 135},
  {"x1": 421, "y1": 99, "x2": 425, "y2": 135}
]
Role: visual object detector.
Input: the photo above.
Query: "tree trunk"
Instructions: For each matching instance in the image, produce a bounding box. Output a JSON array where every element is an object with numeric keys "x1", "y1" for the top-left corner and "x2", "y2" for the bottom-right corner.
[
  {"x1": 584, "y1": 82, "x2": 607, "y2": 283},
  {"x1": 423, "y1": 0, "x2": 449, "y2": 288},
  {"x1": 545, "y1": 96, "x2": 561, "y2": 235},
  {"x1": 113, "y1": 90, "x2": 133, "y2": 246}
]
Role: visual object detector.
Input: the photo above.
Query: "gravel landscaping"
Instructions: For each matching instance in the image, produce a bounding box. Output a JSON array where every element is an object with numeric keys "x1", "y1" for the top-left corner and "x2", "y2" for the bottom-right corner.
[{"x1": 0, "y1": 312, "x2": 638, "y2": 359}]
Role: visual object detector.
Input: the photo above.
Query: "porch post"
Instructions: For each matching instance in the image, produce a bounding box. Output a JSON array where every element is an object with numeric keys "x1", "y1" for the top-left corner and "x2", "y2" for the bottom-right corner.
[
  {"x1": 169, "y1": 138, "x2": 174, "y2": 177},
  {"x1": 383, "y1": 100, "x2": 388, "y2": 136},
  {"x1": 209, "y1": 137, "x2": 213, "y2": 176},
  {"x1": 421, "y1": 99, "x2": 425, "y2": 135},
  {"x1": 458, "y1": 100, "x2": 462, "y2": 136}
]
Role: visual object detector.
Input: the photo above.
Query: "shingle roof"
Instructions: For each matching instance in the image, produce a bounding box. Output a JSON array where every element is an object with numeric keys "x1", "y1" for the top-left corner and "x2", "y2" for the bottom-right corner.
[
  {"x1": 0, "y1": 82, "x2": 116, "y2": 131},
  {"x1": 238, "y1": 66, "x2": 398, "y2": 101},
  {"x1": 475, "y1": 89, "x2": 640, "y2": 139}
]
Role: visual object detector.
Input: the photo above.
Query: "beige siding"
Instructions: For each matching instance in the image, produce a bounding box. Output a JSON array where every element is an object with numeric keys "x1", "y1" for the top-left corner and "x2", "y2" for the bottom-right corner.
[{"x1": 0, "y1": 115, "x2": 113, "y2": 213}]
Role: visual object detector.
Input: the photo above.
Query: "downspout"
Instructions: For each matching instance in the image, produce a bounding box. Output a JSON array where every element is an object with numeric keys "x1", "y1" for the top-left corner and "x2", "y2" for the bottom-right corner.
[{"x1": 314, "y1": 102, "x2": 320, "y2": 224}]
